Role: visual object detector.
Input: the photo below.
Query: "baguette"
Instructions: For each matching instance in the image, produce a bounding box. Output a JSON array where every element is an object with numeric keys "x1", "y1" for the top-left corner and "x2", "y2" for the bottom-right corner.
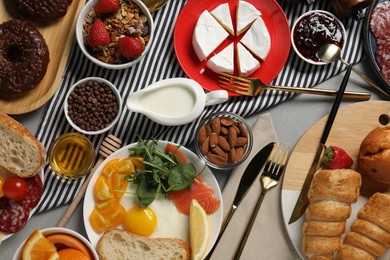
[
  {"x1": 0, "y1": 111, "x2": 45, "y2": 178},
  {"x1": 337, "y1": 192, "x2": 390, "y2": 259},
  {"x1": 97, "y1": 228, "x2": 190, "y2": 260},
  {"x1": 303, "y1": 169, "x2": 362, "y2": 259}
]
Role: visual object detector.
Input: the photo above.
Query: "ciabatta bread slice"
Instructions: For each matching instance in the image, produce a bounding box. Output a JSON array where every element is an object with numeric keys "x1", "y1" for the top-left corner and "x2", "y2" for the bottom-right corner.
[
  {"x1": 0, "y1": 111, "x2": 45, "y2": 178},
  {"x1": 97, "y1": 229, "x2": 190, "y2": 260}
]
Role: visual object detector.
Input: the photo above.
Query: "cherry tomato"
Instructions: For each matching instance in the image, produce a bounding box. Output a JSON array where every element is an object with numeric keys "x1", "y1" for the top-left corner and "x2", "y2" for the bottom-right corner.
[{"x1": 2, "y1": 177, "x2": 27, "y2": 201}]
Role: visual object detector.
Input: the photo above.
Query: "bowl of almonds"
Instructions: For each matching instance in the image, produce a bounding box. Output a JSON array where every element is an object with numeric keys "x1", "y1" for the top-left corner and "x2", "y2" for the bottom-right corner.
[{"x1": 195, "y1": 111, "x2": 253, "y2": 170}]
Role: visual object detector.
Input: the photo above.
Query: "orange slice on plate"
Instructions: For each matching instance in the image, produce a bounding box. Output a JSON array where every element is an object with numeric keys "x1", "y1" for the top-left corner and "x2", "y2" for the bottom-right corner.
[
  {"x1": 22, "y1": 230, "x2": 58, "y2": 260},
  {"x1": 46, "y1": 233, "x2": 92, "y2": 258}
]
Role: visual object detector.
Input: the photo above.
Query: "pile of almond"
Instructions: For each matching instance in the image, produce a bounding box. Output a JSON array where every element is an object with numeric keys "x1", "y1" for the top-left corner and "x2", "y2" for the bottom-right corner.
[{"x1": 197, "y1": 115, "x2": 250, "y2": 167}]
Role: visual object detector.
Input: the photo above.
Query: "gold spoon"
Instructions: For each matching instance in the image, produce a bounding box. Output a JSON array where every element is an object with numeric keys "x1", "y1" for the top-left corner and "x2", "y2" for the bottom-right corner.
[{"x1": 317, "y1": 43, "x2": 390, "y2": 98}]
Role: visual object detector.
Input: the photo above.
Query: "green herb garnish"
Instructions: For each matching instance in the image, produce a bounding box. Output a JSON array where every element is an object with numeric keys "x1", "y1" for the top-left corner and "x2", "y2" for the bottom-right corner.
[{"x1": 125, "y1": 138, "x2": 198, "y2": 208}]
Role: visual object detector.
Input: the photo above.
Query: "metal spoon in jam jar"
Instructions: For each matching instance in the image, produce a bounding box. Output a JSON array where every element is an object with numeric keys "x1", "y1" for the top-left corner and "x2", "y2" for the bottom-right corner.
[{"x1": 318, "y1": 43, "x2": 390, "y2": 98}]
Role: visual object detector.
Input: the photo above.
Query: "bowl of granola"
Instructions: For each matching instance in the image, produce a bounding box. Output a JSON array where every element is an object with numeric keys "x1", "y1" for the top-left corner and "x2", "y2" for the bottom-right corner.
[{"x1": 76, "y1": 0, "x2": 154, "y2": 70}]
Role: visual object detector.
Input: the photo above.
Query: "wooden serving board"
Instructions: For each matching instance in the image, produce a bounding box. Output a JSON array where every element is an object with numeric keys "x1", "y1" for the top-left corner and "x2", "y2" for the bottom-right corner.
[
  {"x1": 0, "y1": 0, "x2": 86, "y2": 114},
  {"x1": 282, "y1": 101, "x2": 390, "y2": 196}
]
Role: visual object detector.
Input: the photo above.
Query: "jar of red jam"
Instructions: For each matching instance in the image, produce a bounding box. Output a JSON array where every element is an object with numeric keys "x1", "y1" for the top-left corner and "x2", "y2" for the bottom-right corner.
[{"x1": 291, "y1": 10, "x2": 346, "y2": 64}]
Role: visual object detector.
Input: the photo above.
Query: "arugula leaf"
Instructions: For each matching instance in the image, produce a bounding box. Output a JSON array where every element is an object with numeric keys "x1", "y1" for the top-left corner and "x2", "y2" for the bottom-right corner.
[
  {"x1": 127, "y1": 138, "x2": 199, "y2": 208},
  {"x1": 168, "y1": 163, "x2": 197, "y2": 191}
]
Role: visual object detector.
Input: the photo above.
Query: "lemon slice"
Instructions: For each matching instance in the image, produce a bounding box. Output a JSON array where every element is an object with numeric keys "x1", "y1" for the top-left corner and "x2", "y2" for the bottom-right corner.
[{"x1": 190, "y1": 199, "x2": 210, "y2": 260}]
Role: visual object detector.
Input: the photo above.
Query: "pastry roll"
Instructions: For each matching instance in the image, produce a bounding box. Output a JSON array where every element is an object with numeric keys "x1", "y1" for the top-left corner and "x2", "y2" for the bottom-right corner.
[
  {"x1": 337, "y1": 192, "x2": 390, "y2": 259},
  {"x1": 303, "y1": 169, "x2": 362, "y2": 259}
]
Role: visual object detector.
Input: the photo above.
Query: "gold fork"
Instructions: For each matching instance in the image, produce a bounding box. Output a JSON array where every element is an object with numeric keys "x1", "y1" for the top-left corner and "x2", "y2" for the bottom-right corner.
[
  {"x1": 219, "y1": 73, "x2": 371, "y2": 100},
  {"x1": 234, "y1": 144, "x2": 290, "y2": 259}
]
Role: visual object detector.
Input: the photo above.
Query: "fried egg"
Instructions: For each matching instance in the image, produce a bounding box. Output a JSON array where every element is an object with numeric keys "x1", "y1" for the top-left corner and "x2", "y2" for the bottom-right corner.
[{"x1": 121, "y1": 183, "x2": 190, "y2": 244}]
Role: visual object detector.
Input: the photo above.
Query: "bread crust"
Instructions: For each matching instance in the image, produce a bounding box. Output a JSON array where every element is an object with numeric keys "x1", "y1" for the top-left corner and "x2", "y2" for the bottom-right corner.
[
  {"x1": 359, "y1": 126, "x2": 390, "y2": 184},
  {"x1": 0, "y1": 111, "x2": 46, "y2": 177}
]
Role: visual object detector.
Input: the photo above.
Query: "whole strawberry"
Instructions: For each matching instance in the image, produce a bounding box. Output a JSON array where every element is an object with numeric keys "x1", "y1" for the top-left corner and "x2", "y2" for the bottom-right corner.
[
  {"x1": 88, "y1": 19, "x2": 110, "y2": 48},
  {"x1": 118, "y1": 36, "x2": 144, "y2": 59},
  {"x1": 94, "y1": 0, "x2": 120, "y2": 14},
  {"x1": 322, "y1": 145, "x2": 353, "y2": 169}
]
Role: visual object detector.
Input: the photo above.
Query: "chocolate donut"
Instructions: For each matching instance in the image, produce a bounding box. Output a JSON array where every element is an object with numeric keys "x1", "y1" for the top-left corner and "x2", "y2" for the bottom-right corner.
[
  {"x1": 0, "y1": 20, "x2": 50, "y2": 95},
  {"x1": 10, "y1": 0, "x2": 73, "y2": 22}
]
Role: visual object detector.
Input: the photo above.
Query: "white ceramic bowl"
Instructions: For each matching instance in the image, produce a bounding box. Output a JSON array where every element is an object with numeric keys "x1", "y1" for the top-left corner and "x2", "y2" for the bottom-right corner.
[
  {"x1": 64, "y1": 77, "x2": 123, "y2": 135},
  {"x1": 76, "y1": 0, "x2": 154, "y2": 70},
  {"x1": 12, "y1": 227, "x2": 99, "y2": 260},
  {"x1": 291, "y1": 10, "x2": 346, "y2": 65}
]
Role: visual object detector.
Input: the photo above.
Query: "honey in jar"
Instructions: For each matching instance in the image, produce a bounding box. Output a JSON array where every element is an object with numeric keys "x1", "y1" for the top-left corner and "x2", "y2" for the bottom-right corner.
[{"x1": 48, "y1": 132, "x2": 95, "y2": 180}]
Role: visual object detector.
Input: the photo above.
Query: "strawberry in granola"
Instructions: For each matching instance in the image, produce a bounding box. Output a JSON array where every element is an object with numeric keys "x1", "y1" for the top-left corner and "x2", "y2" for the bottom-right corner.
[
  {"x1": 118, "y1": 36, "x2": 145, "y2": 59},
  {"x1": 88, "y1": 19, "x2": 110, "y2": 48},
  {"x1": 94, "y1": 0, "x2": 120, "y2": 14}
]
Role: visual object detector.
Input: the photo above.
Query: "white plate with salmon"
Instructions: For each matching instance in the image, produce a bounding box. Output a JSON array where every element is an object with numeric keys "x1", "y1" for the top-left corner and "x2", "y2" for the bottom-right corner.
[{"x1": 83, "y1": 139, "x2": 223, "y2": 254}]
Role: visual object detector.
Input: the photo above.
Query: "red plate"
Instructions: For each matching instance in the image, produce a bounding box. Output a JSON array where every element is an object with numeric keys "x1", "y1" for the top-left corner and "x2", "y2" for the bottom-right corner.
[{"x1": 174, "y1": 0, "x2": 291, "y2": 96}]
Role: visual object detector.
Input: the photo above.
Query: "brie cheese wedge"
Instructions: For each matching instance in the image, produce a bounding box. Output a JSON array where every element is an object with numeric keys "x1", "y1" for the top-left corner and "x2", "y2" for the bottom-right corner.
[
  {"x1": 210, "y1": 3, "x2": 234, "y2": 35},
  {"x1": 240, "y1": 17, "x2": 271, "y2": 61},
  {"x1": 237, "y1": 42, "x2": 260, "y2": 76},
  {"x1": 236, "y1": 0, "x2": 261, "y2": 36},
  {"x1": 192, "y1": 10, "x2": 229, "y2": 61},
  {"x1": 207, "y1": 42, "x2": 234, "y2": 74}
]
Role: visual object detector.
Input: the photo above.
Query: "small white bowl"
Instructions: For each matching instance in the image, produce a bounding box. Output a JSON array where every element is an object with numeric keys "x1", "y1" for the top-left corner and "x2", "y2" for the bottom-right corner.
[
  {"x1": 76, "y1": 0, "x2": 154, "y2": 70},
  {"x1": 291, "y1": 10, "x2": 346, "y2": 65},
  {"x1": 64, "y1": 77, "x2": 122, "y2": 135},
  {"x1": 12, "y1": 227, "x2": 99, "y2": 260}
]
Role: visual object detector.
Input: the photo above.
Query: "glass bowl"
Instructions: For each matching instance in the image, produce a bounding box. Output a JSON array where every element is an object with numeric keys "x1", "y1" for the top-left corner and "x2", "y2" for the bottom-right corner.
[
  {"x1": 48, "y1": 132, "x2": 95, "y2": 180},
  {"x1": 194, "y1": 111, "x2": 253, "y2": 170},
  {"x1": 291, "y1": 10, "x2": 346, "y2": 65}
]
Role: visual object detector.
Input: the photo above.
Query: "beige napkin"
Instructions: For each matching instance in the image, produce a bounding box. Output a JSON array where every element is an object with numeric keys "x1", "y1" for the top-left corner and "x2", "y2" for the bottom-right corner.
[{"x1": 210, "y1": 113, "x2": 299, "y2": 260}]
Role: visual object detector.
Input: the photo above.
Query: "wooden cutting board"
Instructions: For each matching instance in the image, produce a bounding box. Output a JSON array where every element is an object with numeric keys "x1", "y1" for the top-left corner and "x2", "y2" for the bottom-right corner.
[
  {"x1": 282, "y1": 100, "x2": 390, "y2": 197},
  {"x1": 0, "y1": 0, "x2": 86, "y2": 114}
]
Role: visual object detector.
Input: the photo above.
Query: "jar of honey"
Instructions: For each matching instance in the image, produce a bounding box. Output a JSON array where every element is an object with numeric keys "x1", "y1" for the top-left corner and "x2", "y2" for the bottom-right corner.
[{"x1": 48, "y1": 132, "x2": 95, "y2": 180}]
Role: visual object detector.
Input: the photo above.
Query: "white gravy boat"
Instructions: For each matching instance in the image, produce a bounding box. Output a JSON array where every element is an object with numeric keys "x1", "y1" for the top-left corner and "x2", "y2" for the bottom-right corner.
[{"x1": 126, "y1": 78, "x2": 228, "y2": 126}]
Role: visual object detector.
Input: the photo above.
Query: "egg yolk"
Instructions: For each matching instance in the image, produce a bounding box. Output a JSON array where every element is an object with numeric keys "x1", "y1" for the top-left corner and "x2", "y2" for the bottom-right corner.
[{"x1": 124, "y1": 205, "x2": 157, "y2": 236}]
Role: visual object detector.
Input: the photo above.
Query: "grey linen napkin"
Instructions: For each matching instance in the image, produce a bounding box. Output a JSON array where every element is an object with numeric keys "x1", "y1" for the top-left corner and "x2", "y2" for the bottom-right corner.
[{"x1": 211, "y1": 113, "x2": 299, "y2": 260}]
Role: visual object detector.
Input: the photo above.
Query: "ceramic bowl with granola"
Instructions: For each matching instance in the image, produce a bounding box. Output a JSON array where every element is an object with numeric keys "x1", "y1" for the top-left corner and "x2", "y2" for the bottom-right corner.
[{"x1": 76, "y1": 0, "x2": 154, "y2": 69}]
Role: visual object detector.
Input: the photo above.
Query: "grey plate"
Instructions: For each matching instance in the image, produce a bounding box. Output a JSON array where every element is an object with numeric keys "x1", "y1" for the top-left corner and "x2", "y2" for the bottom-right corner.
[{"x1": 363, "y1": 0, "x2": 390, "y2": 94}]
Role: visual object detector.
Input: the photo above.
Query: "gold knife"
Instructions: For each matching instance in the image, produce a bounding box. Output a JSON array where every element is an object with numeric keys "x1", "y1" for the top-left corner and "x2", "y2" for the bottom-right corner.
[{"x1": 288, "y1": 64, "x2": 353, "y2": 224}]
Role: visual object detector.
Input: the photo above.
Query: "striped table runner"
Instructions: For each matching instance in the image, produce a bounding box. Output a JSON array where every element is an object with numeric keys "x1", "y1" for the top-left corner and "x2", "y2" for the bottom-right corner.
[{"x1": 36, "y1": 0, "x2": 364, "y2": 212}]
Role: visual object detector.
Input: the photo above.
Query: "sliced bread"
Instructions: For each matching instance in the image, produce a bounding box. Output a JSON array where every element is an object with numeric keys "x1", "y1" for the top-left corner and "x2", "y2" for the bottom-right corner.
[
  {"x1": 97, "y1": 229, "x2": 190, "y2": 260},
  {"x1": 0, "y1": 111, "x2": 46, "y2": 178}
]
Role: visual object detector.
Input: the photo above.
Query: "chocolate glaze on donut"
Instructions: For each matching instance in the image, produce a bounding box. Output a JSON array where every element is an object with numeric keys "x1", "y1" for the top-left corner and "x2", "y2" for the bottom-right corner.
[
  {"x1": 0, "y1": 20, "x2": 50, "y2": 95},
  {"x1": 10, "y1": 0, "x2": 73, "y2": 22}
]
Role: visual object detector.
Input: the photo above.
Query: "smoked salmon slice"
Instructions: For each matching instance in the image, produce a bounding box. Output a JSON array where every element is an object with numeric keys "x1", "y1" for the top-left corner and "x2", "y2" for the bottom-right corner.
[{"x1": 167, "y1": 176, "x2": 220, "y2": 215}]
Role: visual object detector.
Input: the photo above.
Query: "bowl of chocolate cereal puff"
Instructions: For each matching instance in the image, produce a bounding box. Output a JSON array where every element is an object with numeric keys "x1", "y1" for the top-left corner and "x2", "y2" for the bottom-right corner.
[
  {"x1": 76, "y1": 0, "x2": 154, "y2": 70},
  {"x1": 64, "y1": 77, "x2": 123, "y2": 135}
]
